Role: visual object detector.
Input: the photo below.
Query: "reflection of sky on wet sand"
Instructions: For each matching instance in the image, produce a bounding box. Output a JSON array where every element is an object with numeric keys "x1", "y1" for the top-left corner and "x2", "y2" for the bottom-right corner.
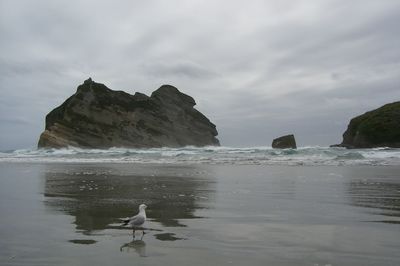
[
  {"x1": 43, "y1": 164, "x2": 216, "y2": 233},
  {"x1": 345, "y1": 166, "x2": 400, "y2": 221},
  {"x1": 2, "y1": 163, "x2": 400, "y2": 265}
]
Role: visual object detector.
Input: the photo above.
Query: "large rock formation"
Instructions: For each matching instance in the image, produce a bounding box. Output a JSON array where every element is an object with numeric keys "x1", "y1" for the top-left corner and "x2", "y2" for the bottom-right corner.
[
  {"x1": 334, "y1": 101, "x2": 400, "y2": 148},
  {"x1": 272, "y1": 134, "x2": 297, "y2": 149},
  {"x1": 38, "y1": 78, "x2": 220, "y2": 148}
]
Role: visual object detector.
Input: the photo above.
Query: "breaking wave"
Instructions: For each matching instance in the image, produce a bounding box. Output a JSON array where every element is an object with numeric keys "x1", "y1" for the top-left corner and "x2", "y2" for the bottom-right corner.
[{"x1": 1, "y1": 146, "x2": 400, "y2": 166}]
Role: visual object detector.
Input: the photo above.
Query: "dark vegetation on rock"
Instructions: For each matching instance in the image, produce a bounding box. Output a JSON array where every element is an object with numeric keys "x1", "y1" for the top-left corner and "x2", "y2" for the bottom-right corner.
[
  {"x1": 272, "y1": 134, "x2": 297, "y2": 149},
  {"x1": 38, "y1": 78, "x2": 220, "y2": 148},
  {"x1": 333, "y1": 101, "x2": 400, "y2": 148}
]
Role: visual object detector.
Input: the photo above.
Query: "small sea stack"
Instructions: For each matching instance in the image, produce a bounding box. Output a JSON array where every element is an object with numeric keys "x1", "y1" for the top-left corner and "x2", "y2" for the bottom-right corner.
[
  {"x1": 333, "y1": 101, "x2": 400, "y2": 148},
  {"x1": 38, "y1": 78, "x2": 220, "y2": 149},
  {"x1": 272, "y1": 134, "x2": 297, "y2": 149}
]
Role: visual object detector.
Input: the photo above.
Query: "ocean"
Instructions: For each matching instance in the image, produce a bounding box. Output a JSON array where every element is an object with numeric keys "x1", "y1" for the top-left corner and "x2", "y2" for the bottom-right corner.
[
  {"x1": 0, "y1": 147, "x2": 399, "y2": 265},
  {"x1": 1, "y1": 146, "x2": 400, "y2": 165}
]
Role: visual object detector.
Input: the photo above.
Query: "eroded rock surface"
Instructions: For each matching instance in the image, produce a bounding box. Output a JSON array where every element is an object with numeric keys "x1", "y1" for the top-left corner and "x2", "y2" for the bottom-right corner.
[{"x1": 38, "y1": 78, "x2": 219, "y2": 148}]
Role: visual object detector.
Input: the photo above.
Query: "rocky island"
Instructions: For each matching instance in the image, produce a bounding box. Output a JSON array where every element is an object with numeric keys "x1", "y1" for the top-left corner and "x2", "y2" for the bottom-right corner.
[
  {"x1": 38, "y1": 78, "x2": 220, "y2": 148},
  {"x1": 272, "y1": 134, "x2": 297, "y2": 149},
  {"x1": 334, "y1": 101, "x2": 400, "y2": 148}
]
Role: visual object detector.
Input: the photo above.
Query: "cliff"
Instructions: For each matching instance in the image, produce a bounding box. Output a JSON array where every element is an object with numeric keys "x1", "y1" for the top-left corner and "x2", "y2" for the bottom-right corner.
[
  {"x1": 38, "y1": 78, "x2": 219, "y2": 148},
  {"x1": 334, "y1": 101, "x2": 400, "y2": 148}
]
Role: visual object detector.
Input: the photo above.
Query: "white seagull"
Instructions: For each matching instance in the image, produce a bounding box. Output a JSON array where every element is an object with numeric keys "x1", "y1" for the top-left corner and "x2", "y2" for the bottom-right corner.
[{"x1": 122, "y1": 204, "x2": 148, "y2": 236}]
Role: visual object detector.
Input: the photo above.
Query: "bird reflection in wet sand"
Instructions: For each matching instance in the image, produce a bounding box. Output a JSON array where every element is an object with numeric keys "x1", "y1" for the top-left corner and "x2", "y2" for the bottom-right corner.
[{"x1": 120, "y1": 239, "x2": 147, "y2": 257}]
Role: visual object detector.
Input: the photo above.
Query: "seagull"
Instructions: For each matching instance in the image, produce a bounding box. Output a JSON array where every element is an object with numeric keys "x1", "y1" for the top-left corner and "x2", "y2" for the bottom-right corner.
[{"x1": 121, "y1": 204, "x2": 148, "y2": 236}]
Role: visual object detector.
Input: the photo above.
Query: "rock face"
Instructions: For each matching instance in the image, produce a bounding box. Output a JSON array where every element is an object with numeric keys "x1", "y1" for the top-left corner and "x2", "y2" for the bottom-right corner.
[
  {"x1": 272, "y1": 134, "x2": 297, "y2": 149},
  {"x1": 38, "y1": 78, "x2": 220, "y2": 148},
  {"x1": 334, "y1": 101, "x2": 400, "y2": 149}
]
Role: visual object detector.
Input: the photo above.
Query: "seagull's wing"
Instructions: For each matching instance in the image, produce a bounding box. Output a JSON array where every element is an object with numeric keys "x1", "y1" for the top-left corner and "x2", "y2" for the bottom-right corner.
[
  {"x1": 129, "y1": 214, "x2": 145, "y2": 227},
  {"x1": 121, "y1": 217, "x2": 131, "y2": 226}
]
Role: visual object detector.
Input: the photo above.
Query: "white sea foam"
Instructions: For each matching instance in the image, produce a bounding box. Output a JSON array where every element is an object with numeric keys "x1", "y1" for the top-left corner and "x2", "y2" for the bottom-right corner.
[{"x1": 0, "y1": 146, "x2": 399, "y2": 166}]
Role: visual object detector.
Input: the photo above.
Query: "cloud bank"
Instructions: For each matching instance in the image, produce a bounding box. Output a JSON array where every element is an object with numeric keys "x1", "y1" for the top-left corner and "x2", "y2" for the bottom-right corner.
[{"x1": 1, "y1": 0, "x2": 400, "y2": 149}]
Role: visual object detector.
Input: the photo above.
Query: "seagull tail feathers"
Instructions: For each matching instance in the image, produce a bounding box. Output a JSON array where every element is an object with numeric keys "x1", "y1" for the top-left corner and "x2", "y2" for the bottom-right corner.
[{"x1": 120, "y1": 218, "x2": 130, "y2": 226}]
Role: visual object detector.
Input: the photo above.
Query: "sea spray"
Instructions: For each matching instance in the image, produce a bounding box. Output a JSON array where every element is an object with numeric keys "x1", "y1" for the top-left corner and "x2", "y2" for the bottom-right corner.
[{"x1": 0, "y1": 146, "x2": 400, "y2": 166}]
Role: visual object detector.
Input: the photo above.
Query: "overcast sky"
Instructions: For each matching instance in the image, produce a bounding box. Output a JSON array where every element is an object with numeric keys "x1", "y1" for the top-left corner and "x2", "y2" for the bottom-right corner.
[{"x1": 1, "y1": 0, "x2": 399, "y2": 149}]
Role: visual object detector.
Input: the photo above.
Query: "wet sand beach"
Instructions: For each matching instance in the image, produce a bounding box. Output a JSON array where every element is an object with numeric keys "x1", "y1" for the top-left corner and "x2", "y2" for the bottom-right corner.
[{"x1": 1, "y1": 162, "x2": 399, "y2": 265}]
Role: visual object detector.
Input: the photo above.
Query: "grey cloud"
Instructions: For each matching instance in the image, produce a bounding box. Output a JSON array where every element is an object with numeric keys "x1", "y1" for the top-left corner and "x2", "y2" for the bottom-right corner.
[
  {"x1": 0, "y1": 117, "x2": 33, "y2": 126},
  {"x1": 0, "y1": 0, "x2": 400, "y2": 149},
  {"x1": 140, "y1": 61, "x2": 218, "y2": 79}
]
